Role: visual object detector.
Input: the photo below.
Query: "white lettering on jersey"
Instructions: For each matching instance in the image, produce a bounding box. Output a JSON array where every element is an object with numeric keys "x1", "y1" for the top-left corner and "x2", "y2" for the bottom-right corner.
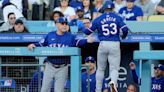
[
  {"x1": 152, "y1": 84, "x2": 161, "y2": 90},
  {"x1": 101, "y1": 16, "x2": 116, "y2": 24},
  {"x1": 49, "y1": 44, "x2": 69, "y2": 47},
  {"x1": 122, "y1": 11, "x2": 134, "y2": 19}
]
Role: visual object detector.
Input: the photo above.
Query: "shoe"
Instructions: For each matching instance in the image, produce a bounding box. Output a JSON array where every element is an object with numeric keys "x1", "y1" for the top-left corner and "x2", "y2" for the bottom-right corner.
[{"x1": 109, "y1": 81, "x2": 118, "y2": 92}]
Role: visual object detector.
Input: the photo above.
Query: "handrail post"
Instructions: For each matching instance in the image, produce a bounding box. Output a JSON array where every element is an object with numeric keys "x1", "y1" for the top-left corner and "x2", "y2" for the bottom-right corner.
[
  {"x1": 71, "y1": 56, "x2": 81, "y2": 92},
  {"x1": 139, "y1": 42, "x2": 151, "y2": 92}
]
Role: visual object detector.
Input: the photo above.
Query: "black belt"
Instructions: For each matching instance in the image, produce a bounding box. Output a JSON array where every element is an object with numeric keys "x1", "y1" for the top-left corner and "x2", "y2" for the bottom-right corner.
[{"x1": 51, "y1": 64, "x2": 67, "y2": 68}]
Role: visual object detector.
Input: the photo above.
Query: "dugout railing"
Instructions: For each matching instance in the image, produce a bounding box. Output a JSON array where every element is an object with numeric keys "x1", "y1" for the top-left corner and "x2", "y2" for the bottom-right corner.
[{"x1": 0, "y1": 47, "x2": 81, "y2": 92}]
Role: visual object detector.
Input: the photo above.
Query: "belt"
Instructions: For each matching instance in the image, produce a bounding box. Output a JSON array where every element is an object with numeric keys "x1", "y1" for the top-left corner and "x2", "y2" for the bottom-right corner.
[{"x1": 52, "y1": 64, "x2": 67, "y2": 68}]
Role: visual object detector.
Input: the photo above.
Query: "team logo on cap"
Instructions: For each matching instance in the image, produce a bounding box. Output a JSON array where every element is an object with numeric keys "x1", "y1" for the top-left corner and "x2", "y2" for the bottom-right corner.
[
  {"x1": 108, "y1": 5, "x2": 111, "y2": 8},
  {"x1": 88, "y1": 56, "x2": 92, "y2": 60}
]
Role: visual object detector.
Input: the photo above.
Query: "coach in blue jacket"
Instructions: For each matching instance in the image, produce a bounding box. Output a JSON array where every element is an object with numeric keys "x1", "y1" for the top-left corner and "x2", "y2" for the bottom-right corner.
[{"x1": 28, "y1": 17, "x2": 95, "y2": 92}]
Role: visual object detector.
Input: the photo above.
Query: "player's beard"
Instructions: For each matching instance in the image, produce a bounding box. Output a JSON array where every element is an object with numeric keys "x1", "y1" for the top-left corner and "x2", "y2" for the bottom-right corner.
[{"x1": 78, "y1": 14, "x2": 84, "y2": 19}]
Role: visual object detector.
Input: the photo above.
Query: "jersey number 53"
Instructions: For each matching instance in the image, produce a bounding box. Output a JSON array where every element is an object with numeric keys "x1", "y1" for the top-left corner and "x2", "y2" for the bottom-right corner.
[{"x1": 102, "y1": 23, "x2": 117, "y2": 36}]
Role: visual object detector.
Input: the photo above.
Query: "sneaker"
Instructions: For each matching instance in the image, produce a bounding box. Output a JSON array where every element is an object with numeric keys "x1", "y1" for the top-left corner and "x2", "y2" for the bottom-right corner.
[{"x1": 109, "y1": 81, "x2": 118, "y2": 92}]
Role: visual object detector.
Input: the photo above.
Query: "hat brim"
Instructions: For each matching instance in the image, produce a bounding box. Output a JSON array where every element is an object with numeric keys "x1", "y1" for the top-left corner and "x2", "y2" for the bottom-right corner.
[{"x1": 77, "y1": 10, "x2": 84, "y2": 12}]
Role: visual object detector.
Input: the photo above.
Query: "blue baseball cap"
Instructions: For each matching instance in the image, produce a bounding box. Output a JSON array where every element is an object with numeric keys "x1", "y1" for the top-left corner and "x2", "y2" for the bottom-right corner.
[
  {"x1": 103, "y1": 1, "x2": 115, "y2": 10},
  {"x1": 154, "y1": 64, "x2": 164, "y2": 71},
  {"x1": 127, "y1": 0, "x2": 135, "y2": 2},
  {"x1": 15, "y1": 19, "x2": 23, "y2": 25},
  {"x1": 56, "y1": 17, "x2": 68, "y2": 23},
  {"x1": 76, "y1": 6, "x2": 84, "y2": 12},
  {"x1": 85, "y1": 56, "x2": 95, "y2": 63}
]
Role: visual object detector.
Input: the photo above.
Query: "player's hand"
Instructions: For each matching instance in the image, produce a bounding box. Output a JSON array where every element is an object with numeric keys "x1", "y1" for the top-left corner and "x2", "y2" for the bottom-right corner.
[
  {"x1": 87, "y1": 34, "x2": 95, "y2": 43},
  {"x1": 129, "y1": 62, "x2": 136, "y2": 70},
  {"x1": 121, "y1": 35, "x2": 126, "y2": 40},
  {"x1": 28, "y1": 44, "x2": 36, "y2": 51}
]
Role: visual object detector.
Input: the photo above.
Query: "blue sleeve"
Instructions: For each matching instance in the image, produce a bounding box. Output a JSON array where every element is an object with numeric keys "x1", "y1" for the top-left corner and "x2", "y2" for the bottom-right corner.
[
  {"x1": 75, "y1": 38, "x2": 87, "y2": 47},
  {"x1": 76, "y1": 39, "x2": 87, "y2": 46},
  {"x1": 118, "y1": 8, "x2": 124, "y2": 14},
  {"x1": 136, "y1": 7, "x2": 143, "y2": 16},
  {"x1": 118, "y1": 16, "x2": 129, "y2": 37},
  {"x1": 131, "y1": 69, "x2": 139, "y2": 85},
  {"x1": 34, "y1": 35, "x2": 48, "y2": 47},
  {"x1": 72, "y1": 35, "x2": 87, "y2": 47},
  {"x1": 82, "y1": 19, "x2": 97, "y2": 35}
]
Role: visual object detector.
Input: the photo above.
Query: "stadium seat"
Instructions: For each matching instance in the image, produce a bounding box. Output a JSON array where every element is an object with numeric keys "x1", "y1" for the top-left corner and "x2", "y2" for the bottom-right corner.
[
  {"x1": 27, "y1": 26, "x2": 56, "y2": 33},
  {"x1": 143, "y1": 16, "x2": 148, "y2": 21},
  {"x1": 25, "y1": 21, "x2": 50, "y2": 27},
  {"x1": 148, "y1": 15, "x2": 164, "y2": 21}
]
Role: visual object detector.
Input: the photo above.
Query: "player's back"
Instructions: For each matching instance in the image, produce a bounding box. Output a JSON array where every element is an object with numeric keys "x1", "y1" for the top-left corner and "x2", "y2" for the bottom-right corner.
[{"x1": 93, "y1": 12, "x2": 126, "y2": 41}]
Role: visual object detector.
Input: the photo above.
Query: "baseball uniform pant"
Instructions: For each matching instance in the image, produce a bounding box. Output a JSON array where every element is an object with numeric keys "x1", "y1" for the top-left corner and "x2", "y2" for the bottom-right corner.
[
  {"x1": 96, "y1": 41, "x2": 120, "y2": 92},
  {"x1": 41, "y1": 63, "x2": 68, "y2": 92}
]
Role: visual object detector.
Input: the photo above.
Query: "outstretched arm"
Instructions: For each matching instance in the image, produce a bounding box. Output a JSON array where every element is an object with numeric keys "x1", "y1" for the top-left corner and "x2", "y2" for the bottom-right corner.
[
  {"x1": 75, "y1": 34, "x2": 95, "y2": 46},
  {"x1": 82, "y1": 20, "x2": 97, "y2": 35},
  {"x1": 129, "y1": 62, "x2": 139, "y2": 85}
]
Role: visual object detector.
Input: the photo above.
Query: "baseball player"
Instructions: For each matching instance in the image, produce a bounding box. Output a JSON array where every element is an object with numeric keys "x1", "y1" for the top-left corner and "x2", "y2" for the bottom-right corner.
[
  {"x1": 82, "y1": 56, "x2": 109, "y2": 92},
  {"x1": 28, "y1": 17, "x2": 94, "y2": 92},
  {"x1": 82, "y1": 1, "x2": 129, "y2": 92},
  {"x1": 130, "y1": 62, "x2": 164, "y2": 92}
]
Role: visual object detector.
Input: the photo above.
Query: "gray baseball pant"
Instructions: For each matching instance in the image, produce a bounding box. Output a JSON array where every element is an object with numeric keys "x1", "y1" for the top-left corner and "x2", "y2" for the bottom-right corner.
[
  {"x1": 41, "y1": 63, "x2": 68, "y2": 92},
  {"x1": 96, "y1": 41, "x2": 120, "y2": 92}
]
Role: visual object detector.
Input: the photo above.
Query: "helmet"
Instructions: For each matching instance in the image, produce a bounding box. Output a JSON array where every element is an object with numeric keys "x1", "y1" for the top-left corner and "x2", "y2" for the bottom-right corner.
[
  {"x1": 127, "y1": 0, "x2": 135, "y2": 2},
  {"x1": 56, "y1": 17, "x2": 68, "y2": 23},
  {"x1": 102, "y1": 1, "x2": 115, "y2": 10},
  {"x1": 85, "y1": 56, "x2": 95, "y2": 63},
  {"x1": 154, "y1": 64, "x2": 164, "y2": 71}
]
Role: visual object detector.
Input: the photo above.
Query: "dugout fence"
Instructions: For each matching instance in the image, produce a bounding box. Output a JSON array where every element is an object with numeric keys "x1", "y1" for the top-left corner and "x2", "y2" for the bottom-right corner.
[{"x1": 0, "y1": 47, "x2": 82, "y2": 92}]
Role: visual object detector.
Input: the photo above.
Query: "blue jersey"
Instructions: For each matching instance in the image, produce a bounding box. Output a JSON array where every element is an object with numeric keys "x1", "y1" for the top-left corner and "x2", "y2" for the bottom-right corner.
[
  {"x1": 34, "y1": 31, "x2": 87, "y2": 64},
  {"x1": 132, "y1": 69, "x2": 164, "y2": 92},
  {"x1": 83, "y1": 12, "x2": 128, "y2": 41},
  {"x1": 69, "y1": 19, "x2": 84, "y2": 31},
  {"x1": 35, "y1": 31, "x2": 87, "y2": 47},
  {"x1": 152, "y1": 77, "x2": 164, "y2": 92},
  {"x1": 119, "y1": 5, "x2": 143, "y2": 21},
  {"x1": 82, "y1": 71, "x2": 109, "y2": 92}
]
